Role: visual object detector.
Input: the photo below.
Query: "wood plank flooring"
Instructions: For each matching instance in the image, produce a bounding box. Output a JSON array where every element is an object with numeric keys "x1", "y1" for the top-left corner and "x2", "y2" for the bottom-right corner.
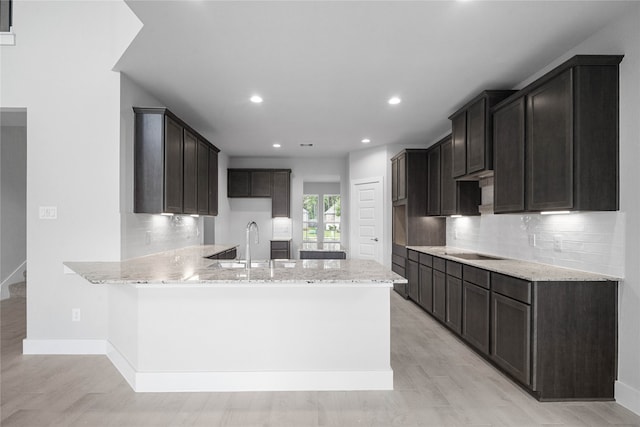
[{"x1": 2, "y1": 292, "x2": 640, "y2": 426}]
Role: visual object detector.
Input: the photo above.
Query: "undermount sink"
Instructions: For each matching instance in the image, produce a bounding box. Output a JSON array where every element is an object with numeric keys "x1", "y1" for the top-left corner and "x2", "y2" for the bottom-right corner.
[
  {"x1": 445, "y1": 253, "x2": 504, "y2": 261},
  {"x1": 214, "y1": 260, "x2": 296, "y2": 269}
]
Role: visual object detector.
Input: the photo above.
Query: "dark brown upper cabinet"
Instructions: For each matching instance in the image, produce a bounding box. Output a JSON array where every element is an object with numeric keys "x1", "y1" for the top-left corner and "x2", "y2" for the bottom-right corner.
[
  {"x1": 449, "y1": 90, "x2": 516, "y2": 180},
  {"x1": 391, "y1": 152, "x2": 407, "y2": 202},
  {"x1": 426, "y1": 145, "x2": 441, "y2": 216},
  {"x1": 227, "y1": 168, "x2": 291, "y2": 218},
  {"x1": 493, "y1": 96, "x2": 526, "y2": 213},
  {"x1": 491, "y1": 55, "x2": 623, "y2": 213},
  {"x1": 133, "y1": 107, "x2": 219, "y2": 216},
  {"x1": 438, "y1": 136, "x2": 481, "y2": 216},
  {"x1": 182, "y1": 129, "x2": 198, "y2": 214},
  {"x1": 271, "y1": 169, "x2": 291, "y2": 217},
  {"x1": 390, "y1": 149, "x2": 445, "y2": 247},
  {"x1": 228, "y1": 169, "x2": 273, "y2": 198},
  {"x1": 196, "y1": 140, "x2": 210, "y2": 215},
  {"x1": 207, "y1": 148, "x2": 219, "y2": 216}
]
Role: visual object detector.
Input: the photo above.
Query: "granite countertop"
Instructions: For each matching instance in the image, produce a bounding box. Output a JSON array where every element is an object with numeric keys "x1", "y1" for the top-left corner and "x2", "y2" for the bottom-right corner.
[
  {"x1": 64, "y1": 245, "x2": 404, "y2": 286},
  {"x1": 406, "y1": 246, "x2": 619, "y2": 282}
]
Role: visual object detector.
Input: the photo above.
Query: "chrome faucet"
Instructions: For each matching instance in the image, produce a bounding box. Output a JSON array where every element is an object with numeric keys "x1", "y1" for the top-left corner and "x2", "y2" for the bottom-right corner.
[{"x1": 245, "y1": 221, "x2": 259, "y2": 269}]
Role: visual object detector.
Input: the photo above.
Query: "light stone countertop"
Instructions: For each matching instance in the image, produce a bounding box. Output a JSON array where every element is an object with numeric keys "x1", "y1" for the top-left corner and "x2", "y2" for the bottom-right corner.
[
  {"x1": 406, "y1": 246, "x2": 620, "y2": 282},
  {"x1": 64, "y1": 245, "x2": 404, "y2": 286}
]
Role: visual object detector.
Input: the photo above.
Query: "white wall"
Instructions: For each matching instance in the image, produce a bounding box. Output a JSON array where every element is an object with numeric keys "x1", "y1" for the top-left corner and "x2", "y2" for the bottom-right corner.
[
  {"x1": 446, "y1": 6, "x2": 640, "y2": 413},
  {"x1": 119, "y1": 74, "x2": 204, "y2": 259},
  {"x1": 1, "y1": 121, "x2": 27, "y2": 299},
  {"x1": 223, "y1": 156, "x2": 349, "y2": 259},
  {"x1": 0, "y1": 1, "x2": 141, "y2": 341}
]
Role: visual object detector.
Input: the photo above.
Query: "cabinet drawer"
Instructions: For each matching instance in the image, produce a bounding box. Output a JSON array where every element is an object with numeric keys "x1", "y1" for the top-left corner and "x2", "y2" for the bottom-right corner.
[
  {"x1": 446, "y1": 260, "x2": 462, "y2": 279},
  {"x1": 392, "y1": 244, "x2": 407, "y2": 257},
  {"x1": 433, "y1": 257, "x2": 446, "y2": 272},
  {"x1": 419, "y1": 253, "x2": 433, "y2": 267},
  {"x1": 463, "y1": 265, "x2": 490, "y2": 289},
  {"x1": 491, "y1": 273, "x2": 531, "y2": 304},
  {"x1": 392, "y1": 254, "x2": 406, "y2": 267},
  {"x1": 408, "y1": 250, "x2": 419, "y2": 262}
]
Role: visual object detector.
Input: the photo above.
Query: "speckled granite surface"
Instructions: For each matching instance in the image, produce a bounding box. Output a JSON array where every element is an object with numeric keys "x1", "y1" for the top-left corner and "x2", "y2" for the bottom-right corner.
[
  {"x1": 406, "y1": 246, "x2": 619, "y2": 282},
  {"x1": 64, "y1": 245, "x2": 404, "y2": 286}
]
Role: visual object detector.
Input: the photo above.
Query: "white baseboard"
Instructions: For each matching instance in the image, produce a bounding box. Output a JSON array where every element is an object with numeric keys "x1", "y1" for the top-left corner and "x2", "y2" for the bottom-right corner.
[
  {"x1": 133, "y1": 370, "x2": 393, "y2": 393},
  {"x1": 616, "y1": 380, "x2": 640, "y2": 416},
  {"x1": 106, "y1": 342, "x2": 392, "y2": 392},
  {"x1": 106, "y1": 342, "x2": 137, "y2": 390},
  {"x1": 23, "y1": 339, "x2": 107, "y2": 355}
]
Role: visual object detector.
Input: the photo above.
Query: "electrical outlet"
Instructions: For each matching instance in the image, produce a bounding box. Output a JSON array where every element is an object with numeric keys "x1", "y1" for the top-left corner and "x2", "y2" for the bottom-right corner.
[
  {"x1": 528, "y1": 234, "x2": 536, "y2": 247},
  {"x1": 145, "y1": 231, "x2": 151, "y2": 245},
  {"x1": 553, "y1": 234, "x2": 563, "y2": 252},
  {"x1": 72, "y1": 308, "x2": 81, "y2": 322},
  {"x1": 39, "y1": 206, "x2": 57, "y2": 219}
]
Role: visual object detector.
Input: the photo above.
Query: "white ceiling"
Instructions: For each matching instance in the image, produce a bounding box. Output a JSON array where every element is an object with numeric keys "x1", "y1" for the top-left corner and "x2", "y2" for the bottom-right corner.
[{"x1": 115, "y1": 1, "x2": 633, "y2": 158}]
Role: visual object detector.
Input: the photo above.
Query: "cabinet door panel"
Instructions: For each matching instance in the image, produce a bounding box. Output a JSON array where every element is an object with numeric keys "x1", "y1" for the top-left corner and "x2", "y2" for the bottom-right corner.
[
  {"x1": 494, "y1": 97, "x2": 526, "y2": 213},
  {"x1": 407, "y1": 259, "x2": 420, "y2": 303},
  {"x1": 164, "y1": 116, "x2": 183, "y2": 213},
  {"x1": 462, "y1": 282, "x2": 490, "y2": 355},
  {"x1": 196, "y1": 140, "x2": 209, "y2": 215},
  {"x1": 419, "y1": 265, "x2": 433, "y2": 313},
  {"x1": 451, "y1": 112, "x2": 467, "y2": 178},
  {"x1": 272, "y1": 170, "x2": 290, "y2": 217},
  {"x1": 466, "y1": 98, "x2": 487, "y2": 174},
  {"x1": 527, "y1": 69, "x2": 573, "y2": 211},
  {"x1": 427, "y1": 146, "x2": 441, "y2": 216},
  {"x1": 182, "y1": 129, "x2": 198, "y2": 214},
  {"x1": 251, "y1": 171, "x2": 272, "y2": 197},
  {"x1": 491, "y1": 293, "x2": 531, "y2": 386},
  {"x1": 397, "y1": 154, "x2": 407, "y2": 201},
  {"x1": 440, "y1": 139, "x2": 456, "y2": 215},
  {"x1": 391, "y1": 159, "x2": 398, "y2": 202},
  {"x1": 433, "y1": 270, "x2": 446, "y2": 322},
  {"x1": 208, "y1": 148, "x2": 218, "y2": 215},
  {"x1": 446, "y1": 276, "x2": 462, "y2": 334},
  {"x1": 228, "y1": 170, "x2": 250, "y2": 197}
]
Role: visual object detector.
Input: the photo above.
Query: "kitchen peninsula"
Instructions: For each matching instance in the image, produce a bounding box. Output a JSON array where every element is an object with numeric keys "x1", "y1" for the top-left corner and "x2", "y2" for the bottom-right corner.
[{"x1": 64, "y1": 245, "x2": 405, "y2": 393}]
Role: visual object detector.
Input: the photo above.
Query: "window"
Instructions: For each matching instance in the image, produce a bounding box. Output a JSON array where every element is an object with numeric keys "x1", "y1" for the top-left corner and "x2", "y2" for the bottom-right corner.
[
  {"x1": 302, "y1": 194, "x2": 318, "y2": 242},
  {"x1": 303, "y1": 193, "x2": 341, "y2": 244},
  {"x1": 323, "y1": 194, "x2": 341, "y2": 242}
]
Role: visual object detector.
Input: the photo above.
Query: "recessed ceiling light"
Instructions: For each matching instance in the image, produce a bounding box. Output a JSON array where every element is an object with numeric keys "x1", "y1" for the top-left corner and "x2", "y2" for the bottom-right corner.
[
  {"x1": 250, "y1": 95, "x2": 263, "y2": 104},
  {"x1": 300, "y1": 143, "x2": 313, "y2": 147},
  {"x1": 273, "y1": 143, "x2": 281, "y2": 148},
  {"x1": 388, "y1": 96, "x2": 402, "y2": 105},
  {"x1": 361, "y1": 138, "x2": 371, "y2": 144}
]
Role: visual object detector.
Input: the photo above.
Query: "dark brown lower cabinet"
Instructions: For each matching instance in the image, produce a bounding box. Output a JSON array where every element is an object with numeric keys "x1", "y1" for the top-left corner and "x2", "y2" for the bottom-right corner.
[
  {"x1": 270, "y1": 240, "x2": 291, "y2": 260},
  {"x1": 432, "y1": 269, "x2": 446, "y2": 322},
  {"x1": 462, "y1": 281, "x2": 490, "y2": 355},
  {"x1": 491, "y1": 292, "x2": 531, "y2": 386},
  {"x1": 418, "y1": 264, "x2": 433, "y2": 313},
  {"x1": 407, "y1": 259, "x2": 419, "y2": 303},
  {"x1": 391, "y1": 244, "x2": 407, "y2": 298},
  {"x1": 445, "y1": 276, "x2": 462, "y2": 334}
]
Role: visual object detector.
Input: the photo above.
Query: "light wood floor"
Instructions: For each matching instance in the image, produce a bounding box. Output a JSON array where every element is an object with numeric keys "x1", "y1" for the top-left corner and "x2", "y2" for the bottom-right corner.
[{"x1": 2, "y1": 292, "x2": 640, "y2": 427}]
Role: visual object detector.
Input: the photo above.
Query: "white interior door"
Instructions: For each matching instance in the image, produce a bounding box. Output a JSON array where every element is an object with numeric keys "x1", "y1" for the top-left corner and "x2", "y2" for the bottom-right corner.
[{"x1": 350, "y1": 177, "x2": 383, "y2": 263}]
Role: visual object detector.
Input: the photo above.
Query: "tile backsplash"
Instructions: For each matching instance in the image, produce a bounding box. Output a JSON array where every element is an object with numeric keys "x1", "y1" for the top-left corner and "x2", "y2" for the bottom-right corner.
[
  {"x1": 447, "y1": 206, "x2": 625, "y2": 278},
  {"x1": 121, "y1": 213, "x2": 203, "y2": 260}
]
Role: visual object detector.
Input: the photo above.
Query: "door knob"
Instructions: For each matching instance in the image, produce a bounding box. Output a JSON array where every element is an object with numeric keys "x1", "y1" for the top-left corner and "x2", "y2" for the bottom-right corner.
[{"x1": 371, "y1": 237, "x2": 379, "y2": 242}]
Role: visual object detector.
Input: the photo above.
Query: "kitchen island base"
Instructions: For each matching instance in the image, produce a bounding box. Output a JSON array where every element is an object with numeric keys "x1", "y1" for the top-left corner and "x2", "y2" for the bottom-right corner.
[{"x1": 106, "y1": 282, "x2": 393, "y2": 392}]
